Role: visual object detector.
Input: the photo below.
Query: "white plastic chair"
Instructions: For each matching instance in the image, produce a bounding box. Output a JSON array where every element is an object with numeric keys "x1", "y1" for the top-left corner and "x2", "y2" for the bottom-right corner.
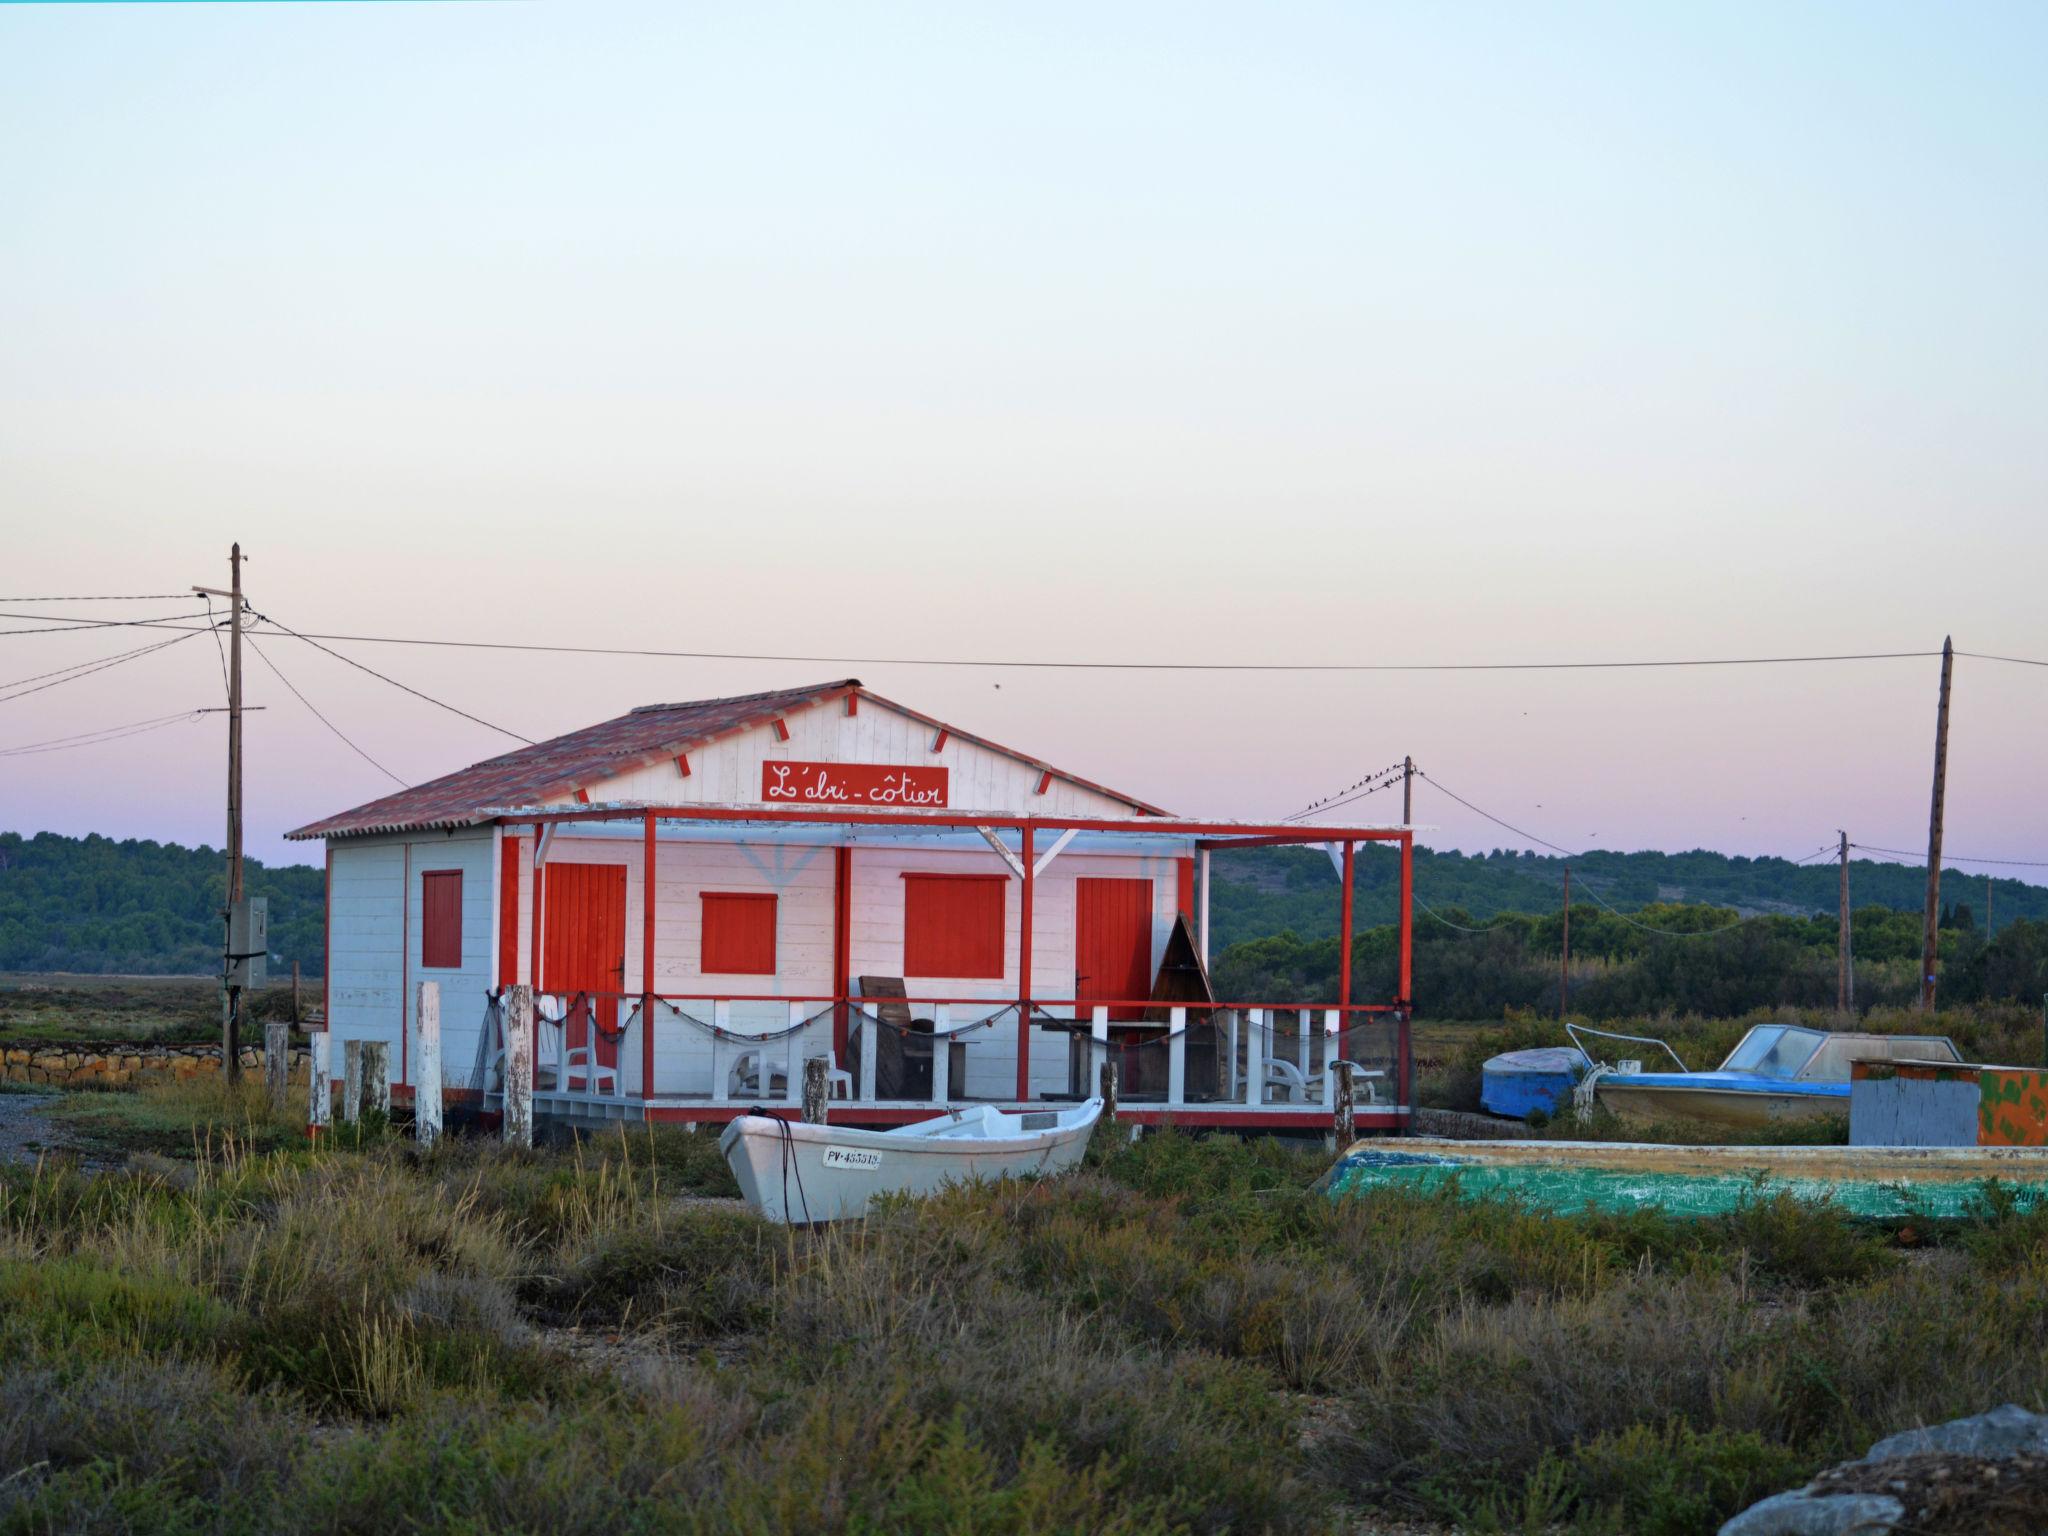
[{"x1": 728, "y1": 1048, "x2": 852, "y2": 1100}]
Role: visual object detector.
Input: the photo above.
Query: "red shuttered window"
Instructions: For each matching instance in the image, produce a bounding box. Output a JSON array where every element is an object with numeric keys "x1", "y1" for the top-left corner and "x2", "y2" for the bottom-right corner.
[
  {"x1": 903, "y1": 874, "x2": 1006, "y2": 979},
  {"x1": 702, "y1": 892, "x2": 777, "y2": 975},
  {"x1": 421, "y1": 870, "x2": 464, "y2": 969}
]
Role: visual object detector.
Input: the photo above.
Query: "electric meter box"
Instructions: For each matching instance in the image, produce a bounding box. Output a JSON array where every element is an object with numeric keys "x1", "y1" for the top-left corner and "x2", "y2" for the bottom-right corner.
[{"x1": 227, "y1": 898, "x2": 268, "y2": 989}]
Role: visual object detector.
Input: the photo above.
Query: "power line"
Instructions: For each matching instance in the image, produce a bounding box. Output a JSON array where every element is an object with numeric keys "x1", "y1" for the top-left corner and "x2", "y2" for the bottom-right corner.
[
  {"x1": 0, "y1": 611, "x2": 2022, "y2": 672},
  {"x1": 247, "y1": 634, "x2": 408, "y2": 788},
  {"x1": 1286, "y1": 761, "x2": 1405, "y2": 821},
  {"x1": 1414, "y1": 770, "x2": 1585, "y2": 858},
  {"x1": 1412, "y1": 891, "x2": 1522, "y2": 934},
  {"x1": 0, "y1": 628, "x2": 215, "y2": 706},
  {"x1": 201, "y1": 595, "x2": 232, "y2": 704},
  {"x1": 0, "y1": 632, "x2": 211, "y2": 695},
  {"x1": 1960, "y1": 651, "x2": 2048, "y2": 669},
  {"x1": 0, "y1": 593, "x2": 193, "y2": 603},
  {"x1": 1416, "y1": 770, "x2": 1849, "y2": 939},
  {"x1": 0, "y1": 610, "x2": 215, "y2": 636},
  {"x1": 246, "y1": 608, "x2": 532, "y2": 746},
  {"x1": 0, "y1": 710, "x2": 208, "y2": 758},
  {"x1": 135, "y1": 635, "x2": 1965, "y2": 672},
  {"x1": 1851, "y1": 843, "x2": 2048, "y2": 870}
]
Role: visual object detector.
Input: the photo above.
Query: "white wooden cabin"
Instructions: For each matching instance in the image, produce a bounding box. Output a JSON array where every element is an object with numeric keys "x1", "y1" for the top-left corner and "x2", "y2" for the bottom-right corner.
[{"x1": 289, "y1": 680, "x2": 1414, "y2": 1133}]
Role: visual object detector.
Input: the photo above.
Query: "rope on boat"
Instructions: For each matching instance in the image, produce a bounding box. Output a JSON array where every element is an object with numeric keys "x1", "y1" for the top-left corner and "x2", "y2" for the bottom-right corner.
[{"x1": 1573, "y1": 1064, "x2": 1614, "y2": 1124}]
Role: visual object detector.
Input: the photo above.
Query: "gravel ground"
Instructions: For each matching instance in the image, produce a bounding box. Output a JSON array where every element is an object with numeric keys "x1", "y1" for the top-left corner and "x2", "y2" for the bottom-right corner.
[{"x1": 0, "y1": 1090, "x2": 104, "y2": 1168}]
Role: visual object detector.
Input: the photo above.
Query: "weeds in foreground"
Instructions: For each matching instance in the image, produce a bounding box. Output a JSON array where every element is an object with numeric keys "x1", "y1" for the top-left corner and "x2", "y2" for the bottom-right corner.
[{"x1": 1, "y1": 1111, "x2": 2046, "y2": 1533}]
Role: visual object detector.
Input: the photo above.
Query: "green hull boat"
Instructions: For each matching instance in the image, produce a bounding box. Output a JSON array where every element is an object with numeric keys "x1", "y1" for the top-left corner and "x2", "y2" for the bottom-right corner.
[{"x1": 1329, "y1": 1137, "x2": 2048, "y2": 1220}]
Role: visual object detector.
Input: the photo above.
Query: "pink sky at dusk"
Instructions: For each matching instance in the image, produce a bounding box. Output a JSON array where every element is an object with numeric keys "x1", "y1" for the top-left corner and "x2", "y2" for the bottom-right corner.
[{"x1": 2, "y1": 3, "x2": 2043, "y2": 875}]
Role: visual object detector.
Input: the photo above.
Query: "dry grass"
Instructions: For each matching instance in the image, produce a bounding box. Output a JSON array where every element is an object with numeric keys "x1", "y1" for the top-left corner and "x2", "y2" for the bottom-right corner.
[{"x1": 1, "y1": 1081, "x2": 2046, "y2": 1533}]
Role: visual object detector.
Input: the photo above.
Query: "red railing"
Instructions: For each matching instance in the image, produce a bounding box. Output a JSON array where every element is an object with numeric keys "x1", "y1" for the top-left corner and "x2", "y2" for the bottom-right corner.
[{"x1": 522, "y1": 987, "x2": 1410, "y2": 1115}]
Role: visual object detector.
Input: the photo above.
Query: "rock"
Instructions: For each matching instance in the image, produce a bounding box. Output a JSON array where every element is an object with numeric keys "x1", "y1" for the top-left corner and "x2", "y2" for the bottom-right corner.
[
  {"x1": 1719, "y1": 1489, "x2": 1904, "y2": 1536},
  {"x1": 1863, "y1": 1404, "x2": 2048, "y2": 1464}
]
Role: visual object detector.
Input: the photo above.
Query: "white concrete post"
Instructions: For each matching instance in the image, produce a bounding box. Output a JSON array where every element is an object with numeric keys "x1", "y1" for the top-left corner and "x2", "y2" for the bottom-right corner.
[
  {"x1": 1246, "y1": 1009, "x2": 1266, "y2": 1108},
  {"x1": 307, "y1": 1027, "x2": 331, "y2": 1136},
  {"x1": 342, "y1": 1039, "x2": 364, "y2": 1124},
  {"x1": 931, "y1": 1005, "x2": 951, "y2": 1103},
  {"x1": 362, "y1": 1041, "x2": 390, "y2": 1116},
  {"x1": 264, "y1": 1020, "x2": 290, "y2": 1110},
  {"x1": 1225, "y1": 1010, "x2": 1241, "y2": 1101},
  {"x1": 786, "y1": 1002, "x2": 806, "y2": 1107},
  {"x1": 1090, "y1": 1006, "x2": 1110, "y2": 1105},
  {"x1": 504, "y1": 984, "x2": 533, "y2": 1147},
  {"x1": 1167, "y1": 1007, "x2": 1186, "y2": 1108},
  {"x1": 1297, "y1": 1007, "x2": 1312, "y2": 1083},
  {"x1": 711, "y1": 999, "x2": 732, "y2": 1103},
  {"x1": 858, "y1": 1001, "x2": 878, "y2": 1102},
  {"x1": 1322, "y1": 1009, "x2": 1342, "y2": 1110},
  {"x1": 415, "y1": 981, "x2": 442, "y2": 1149}
]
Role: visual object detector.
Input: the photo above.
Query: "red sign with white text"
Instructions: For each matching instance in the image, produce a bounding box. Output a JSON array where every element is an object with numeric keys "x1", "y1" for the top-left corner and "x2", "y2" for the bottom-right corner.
[{"x1": 761, "y1": 761, "x2": 950, "y2": 808}]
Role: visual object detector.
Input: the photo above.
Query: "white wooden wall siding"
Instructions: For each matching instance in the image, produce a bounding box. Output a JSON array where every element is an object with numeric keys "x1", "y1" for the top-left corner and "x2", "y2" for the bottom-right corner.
[
  {"x1": 328, "y1": 829, "x2": 495, "y2": 1089},
  {"x1": 578, "y1": 696, "x2": 1152, "y2": 819},
  {"x1": 497, "y1": 834, "x2": 1185, "y2": 1099}
]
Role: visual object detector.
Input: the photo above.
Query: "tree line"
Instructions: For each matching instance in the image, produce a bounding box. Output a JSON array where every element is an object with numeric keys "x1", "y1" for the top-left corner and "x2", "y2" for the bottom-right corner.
[
  {"x1": 0, "y1": 831, "x2": 324, "y2": 977},
  {"x1": 1213, "y1": 898, "x2": 2048, "y2": 1018}
]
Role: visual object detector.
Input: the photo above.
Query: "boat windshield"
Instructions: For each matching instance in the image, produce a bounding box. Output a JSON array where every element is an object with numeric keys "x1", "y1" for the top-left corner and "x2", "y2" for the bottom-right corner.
[{"x1": 1719, "y1": 1025, "x2": 1825, "y2": 1080}]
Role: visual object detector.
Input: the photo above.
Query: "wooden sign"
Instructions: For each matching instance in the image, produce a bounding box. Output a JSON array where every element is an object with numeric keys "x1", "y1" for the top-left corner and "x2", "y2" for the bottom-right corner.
[{"x1": 762, "y1": 761, "x2": 950, "y2": 808}]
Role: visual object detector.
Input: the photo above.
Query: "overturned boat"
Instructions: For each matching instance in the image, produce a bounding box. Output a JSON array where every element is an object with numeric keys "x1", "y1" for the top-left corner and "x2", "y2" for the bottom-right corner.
[
  {"x1": 1577, "y1": 1022, "x2": 1962, "y2": 1129},
  {"x1": 720, "y1": 1099, "x2": 1103, "y2": 1224},
  {"x1": 1329, "y1": 1135, "x2": 2048, "y2": 1219}
]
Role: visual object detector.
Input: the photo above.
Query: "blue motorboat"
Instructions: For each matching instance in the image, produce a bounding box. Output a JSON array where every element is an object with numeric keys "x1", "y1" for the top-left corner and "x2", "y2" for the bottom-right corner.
[{"x1": 1574, "y1": 1022, "x2": 1961, "y2": 1129}]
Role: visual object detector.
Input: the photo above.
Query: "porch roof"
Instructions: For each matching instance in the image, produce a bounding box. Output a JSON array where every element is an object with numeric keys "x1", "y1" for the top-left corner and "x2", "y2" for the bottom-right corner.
[{"x1": 483, "y1": 800, "x2": 1410, "y2": 846}]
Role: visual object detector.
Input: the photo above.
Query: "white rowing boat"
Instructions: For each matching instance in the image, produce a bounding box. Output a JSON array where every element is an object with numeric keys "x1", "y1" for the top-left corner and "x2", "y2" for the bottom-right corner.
[{"x1": 719, "y1": 1099, "x2": 1103, "y2": 1224}]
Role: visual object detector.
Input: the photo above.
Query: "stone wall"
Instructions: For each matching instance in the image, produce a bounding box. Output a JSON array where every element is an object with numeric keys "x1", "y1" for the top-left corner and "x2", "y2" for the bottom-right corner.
[{"x1": 0, "y1": 1041, "x2": 308, "y2": 1088}]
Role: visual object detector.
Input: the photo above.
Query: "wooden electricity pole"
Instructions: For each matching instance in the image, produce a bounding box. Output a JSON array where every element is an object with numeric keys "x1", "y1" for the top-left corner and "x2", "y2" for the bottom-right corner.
[
  {"x1": 196, "y1": 545, "x2": 248, "y2": 1080},
  {"x1": 1836, "y1": 831, "x2": 1853, "y2": 1014},
  {"x1": 1402, "y1": 756, "x2": 1414, "y2": 825},
  {"x1": 1919, "y1": 637, "x2": 1953, "y2": 1010},
  {"x1": 1559, "y1": 863, "x2": 1571, "y2": 1020}
]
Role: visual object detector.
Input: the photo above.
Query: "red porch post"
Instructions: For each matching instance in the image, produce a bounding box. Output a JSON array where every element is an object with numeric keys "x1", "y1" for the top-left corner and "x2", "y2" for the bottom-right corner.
[
  {"x1": 1337, "y1": 841, "x2": 1356, "y2": 1010},
  {"x1": 642, "y1": 814, "x2": 656, "y2": 1102},
  {"x1": 1397, "y1": 831, "x2": 1414, "y2": 1110},
  {"x1": 530, "y1": 821, "x2": 545, "y2": 1062},
  {"x1": 832, "y1": 844, "x2": 852, "y2": 1061},
  {"x1": 1016, "y1": 824, "x2": 1034, "y2": 1100}
]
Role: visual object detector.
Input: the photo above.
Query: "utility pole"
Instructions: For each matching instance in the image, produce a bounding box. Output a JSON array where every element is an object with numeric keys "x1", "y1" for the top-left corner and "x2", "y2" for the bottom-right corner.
[
  {"x1": 196, "y1": 544, "x2": 248, "y2": 1081},
  {"x1": 1837, "y1": 831, "x2": 1852, "y2": 1014},
  {"x1": 1402, "y1": 756, "x2": 1414, "y2": 826},
  {"x1": 1919, "y1": 637, "x2": 1953, "y2": 1011},
  {"x1": 1559, "y1": 862, "x2": 1571, "y2": 1020}
]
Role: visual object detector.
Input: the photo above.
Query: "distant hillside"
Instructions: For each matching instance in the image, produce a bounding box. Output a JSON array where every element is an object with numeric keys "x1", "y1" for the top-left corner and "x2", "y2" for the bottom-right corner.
[
  {"x1": 2, "y1": 828, "x2": 2041, "y2": 983},
  {"x1": 1210, "y1": 843, "x2": 2048, "y2": 951},
  {"x1": 0, "y1": 831, "x2": 323, "y2": 977}
]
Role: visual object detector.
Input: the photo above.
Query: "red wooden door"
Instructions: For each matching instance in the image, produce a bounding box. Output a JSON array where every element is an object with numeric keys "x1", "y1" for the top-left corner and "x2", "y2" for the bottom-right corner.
[
  {"x1": 543, "y1": 863, "x2": 628, "y2": 1073},
  {"x1": 1075, "y1": 878, "x2": 1153, "y2": 1022}
]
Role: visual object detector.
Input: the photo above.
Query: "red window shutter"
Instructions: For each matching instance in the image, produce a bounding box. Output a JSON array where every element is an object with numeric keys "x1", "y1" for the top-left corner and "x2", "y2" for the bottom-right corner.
[
  {"x1": 903, "y1": 874, "x2": 1006, "y2": 979},
  {"x1": 702, "y1": 893, "x2": 777, "y2": 975},
  {"x1": 421, "y1": 870, "x2": 464, "y2": 969}
]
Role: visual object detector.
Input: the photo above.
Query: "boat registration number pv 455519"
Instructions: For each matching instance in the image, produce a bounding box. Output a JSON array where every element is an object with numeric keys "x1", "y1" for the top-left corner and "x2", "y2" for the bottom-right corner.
[{"x1": 822, "y1": 1148, "x2": 884, "y2": 1170}]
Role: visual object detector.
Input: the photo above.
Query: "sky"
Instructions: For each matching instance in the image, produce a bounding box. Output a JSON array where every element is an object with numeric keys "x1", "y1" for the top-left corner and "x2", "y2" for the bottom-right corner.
[{"x1": 1, "y1": 2, "x2": 2044, "y2": 875}]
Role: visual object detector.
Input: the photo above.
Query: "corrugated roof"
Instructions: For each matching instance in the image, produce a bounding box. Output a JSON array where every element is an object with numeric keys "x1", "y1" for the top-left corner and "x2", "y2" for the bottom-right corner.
[{"x1": 286, "y1": 679, "x2": 1167, "y2": 839}]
